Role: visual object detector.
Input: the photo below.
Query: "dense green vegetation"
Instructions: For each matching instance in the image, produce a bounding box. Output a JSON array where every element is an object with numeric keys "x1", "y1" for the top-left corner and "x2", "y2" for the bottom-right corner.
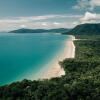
[
  {"x1": 9, "y1": 28, "x2": 70, "y2": 33},
  {"x1": 63, "y1": 23, "x2": 100, "y2": 35},
  {"x1": 0, "y1": 35, "x2": 100, "y2": 100}
]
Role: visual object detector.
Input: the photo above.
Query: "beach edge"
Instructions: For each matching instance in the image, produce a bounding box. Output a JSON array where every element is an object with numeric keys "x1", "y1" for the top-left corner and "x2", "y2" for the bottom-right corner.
[{"x1": 33, "y1": 35, "x2": 76, "y2": 80}]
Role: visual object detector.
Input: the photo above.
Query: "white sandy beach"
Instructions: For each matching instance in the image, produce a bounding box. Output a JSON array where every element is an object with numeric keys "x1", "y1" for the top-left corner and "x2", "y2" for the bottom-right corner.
[{"x1": 33, "y1": 35, "x2": 75, "y2": 79}]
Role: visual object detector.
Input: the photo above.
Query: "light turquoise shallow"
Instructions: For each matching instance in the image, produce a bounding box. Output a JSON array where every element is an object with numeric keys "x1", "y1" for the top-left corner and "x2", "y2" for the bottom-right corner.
[{"x1": 0, "y1": 33, "x2": 69, "y2": 85}]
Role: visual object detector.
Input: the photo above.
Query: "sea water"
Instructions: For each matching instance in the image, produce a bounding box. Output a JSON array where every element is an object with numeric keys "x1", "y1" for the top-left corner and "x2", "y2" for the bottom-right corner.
[{"x1": 0, "y1": 33, "x2": 69, "y2": 85}]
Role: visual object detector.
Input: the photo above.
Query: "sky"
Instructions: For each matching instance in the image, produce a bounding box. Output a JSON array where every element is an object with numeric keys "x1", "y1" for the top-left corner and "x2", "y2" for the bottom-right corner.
[{"x1": 0, "y1": 0, "x2": 100, "y2": 31}]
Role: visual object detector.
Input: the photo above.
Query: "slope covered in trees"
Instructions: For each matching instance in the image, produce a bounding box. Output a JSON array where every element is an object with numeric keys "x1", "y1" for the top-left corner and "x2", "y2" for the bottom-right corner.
[
  {"x1": 0, "y1": 35, "x2": 100, "y2": 100},
  {"x1": 63, "y1": 23, "x2": 100, "y2": 35}
]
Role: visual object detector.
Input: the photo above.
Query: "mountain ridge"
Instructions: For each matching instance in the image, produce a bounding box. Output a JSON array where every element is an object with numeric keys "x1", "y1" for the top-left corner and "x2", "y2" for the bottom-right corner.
[
  {"x1": 9, "y1": 28, "x2": 70, "y2": 33},
  {"x1": 63, "y1": 23, "x2": 100, "y2": 35}
]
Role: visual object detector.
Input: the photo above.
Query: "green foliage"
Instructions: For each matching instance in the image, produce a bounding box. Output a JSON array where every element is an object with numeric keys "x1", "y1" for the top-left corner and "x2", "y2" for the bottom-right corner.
[{"x1": 63, "y1": 23, "x2": 100, "y2": 35}]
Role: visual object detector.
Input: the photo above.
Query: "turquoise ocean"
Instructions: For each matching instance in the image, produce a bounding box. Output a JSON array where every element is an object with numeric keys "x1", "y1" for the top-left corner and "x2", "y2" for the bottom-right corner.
[{"x1": 0, "y1": 33, "x2": 69, "y2": 85}]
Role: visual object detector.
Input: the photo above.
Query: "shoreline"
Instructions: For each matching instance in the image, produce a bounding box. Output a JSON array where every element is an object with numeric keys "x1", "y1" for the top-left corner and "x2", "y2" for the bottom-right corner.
[{"x1": 33, "y1": 35, "x2": 75, "y2": 80}]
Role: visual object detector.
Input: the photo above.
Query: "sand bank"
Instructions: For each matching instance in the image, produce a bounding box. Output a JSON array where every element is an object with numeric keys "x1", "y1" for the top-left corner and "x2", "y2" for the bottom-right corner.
[{"x1": 33, "y1": 35, "x2": 75, "y2": 79}]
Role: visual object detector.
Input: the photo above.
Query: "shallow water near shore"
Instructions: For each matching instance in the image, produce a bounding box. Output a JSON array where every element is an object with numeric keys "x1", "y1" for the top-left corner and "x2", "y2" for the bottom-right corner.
[{"x1": 0, "y1": 33, "x2": 69, "y2": 85}]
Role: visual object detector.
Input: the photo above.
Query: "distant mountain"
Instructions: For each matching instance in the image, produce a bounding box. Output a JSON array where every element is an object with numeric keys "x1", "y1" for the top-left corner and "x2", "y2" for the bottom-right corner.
[
  {"x1": 9, "y1": 28, "x2": 47, "y2": 33},
  {"x1": 9, "y1": 28, "x2": 70, "y2": 33},
  {"x1": 63, "y1": 23, "x2": 100, "y2": 35},
  {"x1": 47, "y1": 28, "x2": 70, "y2": 33}
]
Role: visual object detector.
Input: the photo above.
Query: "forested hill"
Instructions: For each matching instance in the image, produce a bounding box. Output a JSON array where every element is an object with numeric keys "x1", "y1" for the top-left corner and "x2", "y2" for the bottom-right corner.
[
  {"x1": 9, "y1": 28, "x2": 70, "y2": 33},
  {"x1": 63, "y1": 23, "x2": 100, "y2": 35}
]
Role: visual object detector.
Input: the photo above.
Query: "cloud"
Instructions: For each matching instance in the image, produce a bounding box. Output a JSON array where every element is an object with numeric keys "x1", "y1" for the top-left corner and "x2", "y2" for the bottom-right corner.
[
  {"x1": 81, "y1": 12, "x2": 100, "y2": 22},
  {"x1": 53, "y1": 22, "x2": 60, "y2": 25},
  {"x1": 73, "y1": 0, "x2": 92, "y2": 10},
  {"x1": 18, "y1": 22, "x2": 74, "y2": 30},
  {"x1": 0, "y1": 14, "x2": 82, "y2": 31},
  {"x1": 23, "y1": 22, "x2": 74, "y2": 29},
  {"x1": 0, "y1": 14, "x2": 81, "y2": 24},
  {"x1": 20, "y1": 25, "x2": 27, "y2": 28},
  {"x1": 90, "y1": 0, "x2": 100, "y2": 7},
  {"x1": 80, "y1": 12, "x2": 96, "y2": 21},
  {"x1": 0, "y1": 21, "x2": 75, "y2": 31},
  {"x1": 73, "y1": 12, "x2": 100, "y2": 25},
  {"x1": 41, "y1": 22, "x2": 48, "y2": 26},
  {"x1": 0, "y1": 15, "x2": 60, "y2": 24},
  {"x1": 73, "y1": 0, "x2": 100, "y2": 11},
  {"x1": 18, "y1": 15, "x2": 63, "y2": 21}
]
